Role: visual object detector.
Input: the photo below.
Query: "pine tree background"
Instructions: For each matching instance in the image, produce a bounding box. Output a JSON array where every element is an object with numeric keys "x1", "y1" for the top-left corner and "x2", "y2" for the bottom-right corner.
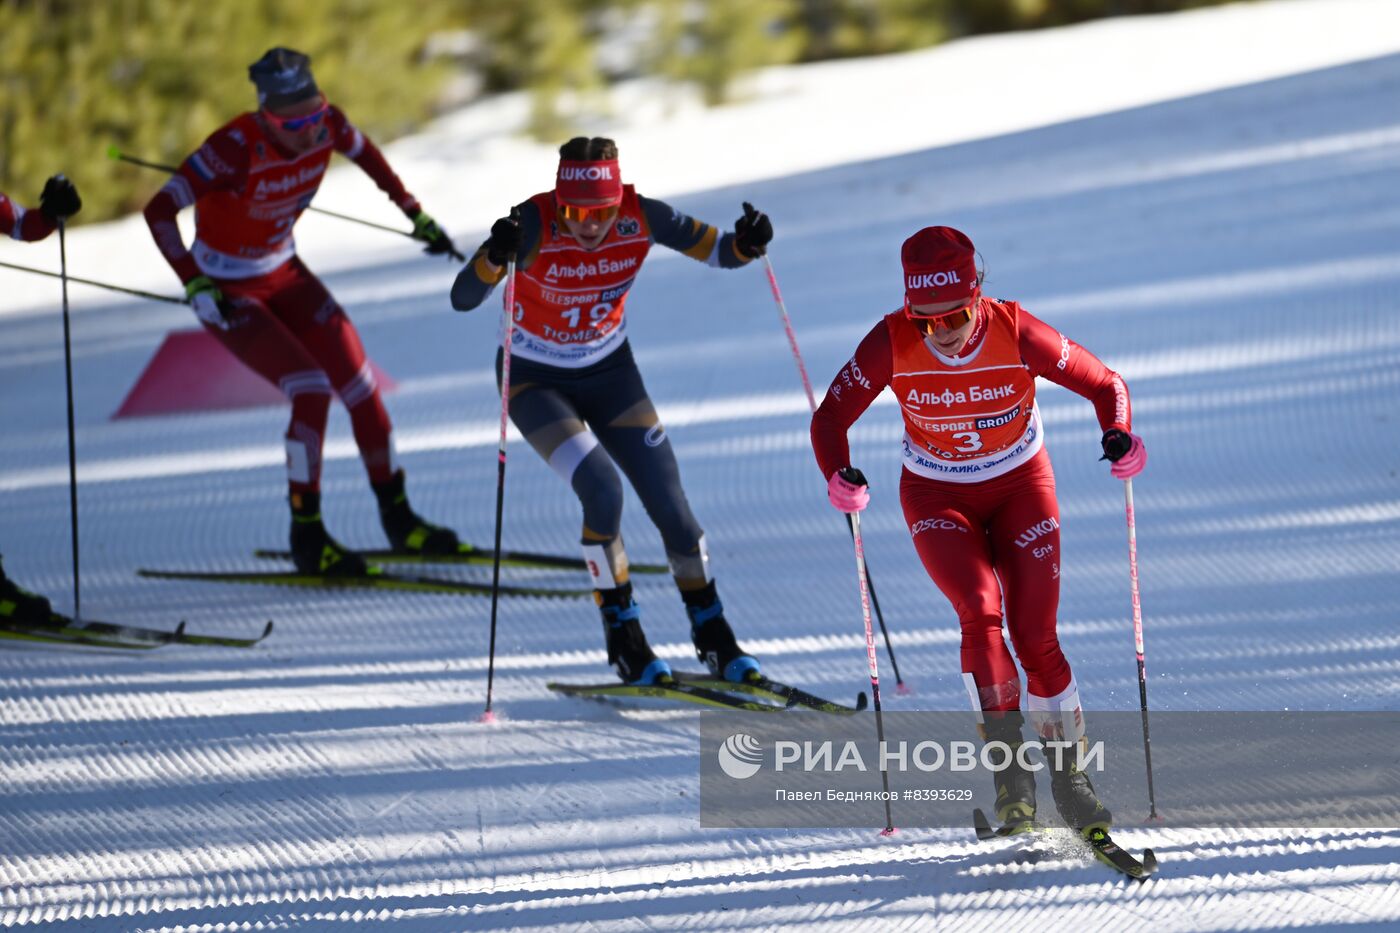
[{"x1": 0, "y1": 0, "x2": 1238, "y2": 224}]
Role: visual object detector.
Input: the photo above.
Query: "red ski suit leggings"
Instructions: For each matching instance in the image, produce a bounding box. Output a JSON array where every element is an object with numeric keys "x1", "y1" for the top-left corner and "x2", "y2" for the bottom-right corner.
[
  {"x1": 899, "y1": 448, "x2": 1072, "y2": 711},
  {"x1": 207, "y1": 258, "x2": 395, "y2": 493}
]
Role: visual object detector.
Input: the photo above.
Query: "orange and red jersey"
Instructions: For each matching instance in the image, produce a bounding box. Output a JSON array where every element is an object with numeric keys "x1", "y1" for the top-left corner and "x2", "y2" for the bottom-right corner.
[
  {"x1": 143, "y1": 106, "x2": 418, "y2": 284},
  {"x1": 451, "y1": 190, "x2": 754, "y2": 368},
  {"x1": 812, "y1": 298, "x2": 1130, "y2": 483},
  {"x1": 0, "y1": 191, "x2": 57, "y2": 243},
  {"x1": 505, "y1": 185, "x2": 653, "y2": 367}
]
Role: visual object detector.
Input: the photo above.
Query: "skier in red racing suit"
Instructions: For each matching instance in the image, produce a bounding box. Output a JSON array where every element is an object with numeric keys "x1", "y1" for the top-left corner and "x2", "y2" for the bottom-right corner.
[
  {"x1": 143, "y1": 48, "x2": 462, "y2": 576},
  {"x1": 812, "y1": 225, "x2": 1147, "y2": 836}
]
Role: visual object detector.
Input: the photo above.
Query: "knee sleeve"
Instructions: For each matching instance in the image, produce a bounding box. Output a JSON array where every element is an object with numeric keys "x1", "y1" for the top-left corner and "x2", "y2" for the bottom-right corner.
[
  {"x1": 1027, "y1": 675, "x2": 1085, "y2": 744},
  {"x1": 581, "y1": 537, "x2": 629, "y2": 589}
]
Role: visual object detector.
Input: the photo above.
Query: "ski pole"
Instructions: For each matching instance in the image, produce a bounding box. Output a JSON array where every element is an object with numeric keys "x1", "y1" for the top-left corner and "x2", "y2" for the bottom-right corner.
[
  {"x1": 57, "y1": 218, "x2": 82, "y2": 622},
  {"x1": 849, "y1": 511, "x2": 896, "y2": 835},
  {"x1": 761, "y1": 253, "x2": 908, "y2": 692},
  {"x1": 107, "y1": 146, "x2": 464, "y2": 261},
  {"x1": 1123, "y1": 477, "x2": 1159, "y2": 819},
  {"x1": 481, "y1": 243, "x2": 519, "y2": 723},
  {"x1": 0, "y1": 258, "x2": 184, "y2": 304}
]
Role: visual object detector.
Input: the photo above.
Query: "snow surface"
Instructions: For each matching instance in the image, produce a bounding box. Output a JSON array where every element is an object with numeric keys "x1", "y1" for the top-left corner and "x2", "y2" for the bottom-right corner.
[{"x1": 3, "y1": 0, "x2": 1400, "y2": 928}]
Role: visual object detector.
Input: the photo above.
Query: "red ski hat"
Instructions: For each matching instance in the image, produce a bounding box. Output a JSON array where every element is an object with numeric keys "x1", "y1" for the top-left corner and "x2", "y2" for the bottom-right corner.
[
  {"x1": 555, "y1": 158, "x2": 623, "y2": 206},
  {"x1": 901, "y1": 226, "x2": 980, "y2": 307}
]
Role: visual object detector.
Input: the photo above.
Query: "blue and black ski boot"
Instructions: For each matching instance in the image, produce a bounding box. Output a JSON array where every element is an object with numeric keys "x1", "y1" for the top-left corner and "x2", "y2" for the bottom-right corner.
[
  {"x1": 598, "y1": 582, "x2": 671, "y2": 685},
  {"x1": 685, "y1": 581, "x2": 760, "y2": 683}
]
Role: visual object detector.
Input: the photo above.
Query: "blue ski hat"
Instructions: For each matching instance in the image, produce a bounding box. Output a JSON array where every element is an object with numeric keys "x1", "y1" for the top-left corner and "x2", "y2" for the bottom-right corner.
[{"x1": 248, "y1": 47, "x2": 320, "y2": 109}]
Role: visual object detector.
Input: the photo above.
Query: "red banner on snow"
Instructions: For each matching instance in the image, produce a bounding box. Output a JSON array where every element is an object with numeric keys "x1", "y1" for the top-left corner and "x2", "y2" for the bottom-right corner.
[{"x1": 113, "y1": 328, "x2": 395, "y2": 420}]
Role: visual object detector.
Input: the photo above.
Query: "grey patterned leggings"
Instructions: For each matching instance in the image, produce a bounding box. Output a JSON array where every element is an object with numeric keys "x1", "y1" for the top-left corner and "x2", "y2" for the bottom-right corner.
[{"x1": 496, "y1": 341, "x2": 709, "y2": 588}]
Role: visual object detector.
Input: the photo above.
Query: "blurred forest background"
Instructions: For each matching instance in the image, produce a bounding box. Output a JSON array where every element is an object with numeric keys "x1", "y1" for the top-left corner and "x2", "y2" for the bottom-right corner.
[{"x1": 0, "y1": 0, "x2": 1240, "y2": 223}]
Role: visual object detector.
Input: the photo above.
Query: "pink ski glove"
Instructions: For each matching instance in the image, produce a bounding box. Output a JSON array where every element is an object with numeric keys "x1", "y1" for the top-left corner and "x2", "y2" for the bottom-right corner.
[
  {"x1": 1102, "y1": 429, "x2": 1147, "y2": 480},
  {"x1": 828, "y1": 467, "x2": 870, "y2": 513}
]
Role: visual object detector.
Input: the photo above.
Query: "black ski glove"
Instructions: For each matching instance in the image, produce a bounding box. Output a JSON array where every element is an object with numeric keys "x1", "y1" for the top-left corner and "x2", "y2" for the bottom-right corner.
[
  {"x1": 1100, "y1": 428, "x2": 1133, "y2": 462},
  {"x1": 407, "y1": 209, "x2": 462, "y2": 261},
  {"x1": 39, "y1": 175, "x2": 82, "y2": 222},
  {"x1": 733, "y1": 201, "x2": 772, "y2": 259},
  {"x1": 485, "y1": 208, "x2": 523, "y2": 266},
  {"x1": 838, "y1": 466, "x2": 868, "y2": 487}
]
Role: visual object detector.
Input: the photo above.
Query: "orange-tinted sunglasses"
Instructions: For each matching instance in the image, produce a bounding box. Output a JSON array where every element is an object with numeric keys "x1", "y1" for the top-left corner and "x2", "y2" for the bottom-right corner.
[
  {"x1": 905, "y1": 301, "x2": 975, "y2": 334},
  {"x1": 559, "y1": 202, "x2": 620, "y2": 223}
]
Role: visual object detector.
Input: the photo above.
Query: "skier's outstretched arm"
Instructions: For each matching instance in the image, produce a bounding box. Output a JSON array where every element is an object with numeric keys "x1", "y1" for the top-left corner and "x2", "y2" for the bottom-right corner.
[
  {"x1": 330, "y1": 107, "x2": 418, "y2": 213},
  {"x1": 639, "y1": 196, "x2": 771, "y2": 269},
  {"x1": 332, "y1": 107, "x2": 455, "y2": 257}
]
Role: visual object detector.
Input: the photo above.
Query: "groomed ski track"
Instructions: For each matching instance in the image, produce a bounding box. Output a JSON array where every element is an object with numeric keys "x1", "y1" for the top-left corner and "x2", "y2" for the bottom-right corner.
[{"x1": 2, "y1": 2, "x2": 1399, "y2": 928}]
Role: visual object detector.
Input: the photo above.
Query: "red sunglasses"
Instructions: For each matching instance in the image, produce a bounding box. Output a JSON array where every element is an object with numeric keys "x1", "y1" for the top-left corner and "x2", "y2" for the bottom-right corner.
[
  {"x1": 263, "y1": 99, "x2": 330, "y2": 132},
  {"x1": 905, "y1": 299, "x2": 976, "y2": 333}
]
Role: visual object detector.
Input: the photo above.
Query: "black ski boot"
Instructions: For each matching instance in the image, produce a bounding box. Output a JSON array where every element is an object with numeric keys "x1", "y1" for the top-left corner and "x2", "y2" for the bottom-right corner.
[
  {"x1": 374, "y1": 470, "x2": 461, "y2": 556},
  {"x1": 0, "y1": 555, "x2": 53, "y2": 625},
  {"x1": 598, "y1": 582, "x2": 671, "y2": 685},
  {"x1": 984, "y1": 711, "x2": 1037, "y2": 832},
  {"x1": 289, "y1": 492, "x2": 369, "y2": 577},
  {"x1": 1050, "y1": 741, "x2": 1113, "y2": 836},
  {"x1": 684, "y1": 581, "x2": 760, "y2": 684}
]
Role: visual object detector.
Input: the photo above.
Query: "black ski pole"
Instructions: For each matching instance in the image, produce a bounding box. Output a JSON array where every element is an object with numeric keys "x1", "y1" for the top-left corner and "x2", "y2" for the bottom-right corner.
[
  {"x1": 107, "y1": 146, "x2": 464, "y2": 261},
  {"x1": 481, "y1": 249, "x2": 519, "y2": 722},
  {"x1": 1122, "y1": 477, "x2": 1159, "y2": 819},
  {"x1": 57, "y1": 218, "x2": 81, "y2": 622},
  {"x1": 760, "y1": 252, "x2": 908, "y2": 691},
  {"x1": 0, "y1": 259, "x2": 184, "y2": 304}
]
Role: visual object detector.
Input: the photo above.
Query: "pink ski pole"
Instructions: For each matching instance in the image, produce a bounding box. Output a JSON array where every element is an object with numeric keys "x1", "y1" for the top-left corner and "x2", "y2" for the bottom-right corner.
[{"x1": 1123, "y1": 477, "x2": 1159, "y2": 818}]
